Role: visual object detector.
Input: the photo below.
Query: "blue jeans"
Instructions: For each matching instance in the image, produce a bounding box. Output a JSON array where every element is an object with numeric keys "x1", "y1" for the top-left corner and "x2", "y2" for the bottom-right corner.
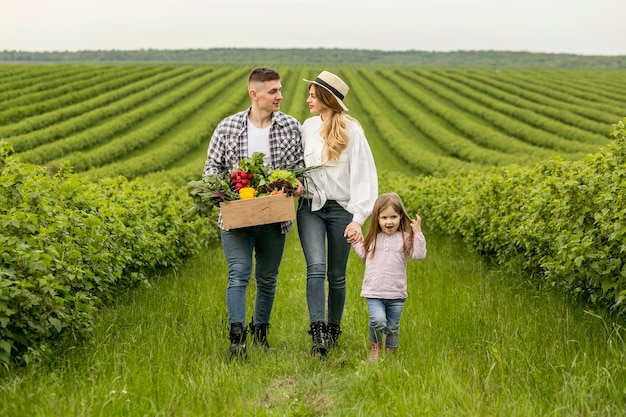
[
  {"x1": 220, "y1": 223, "x2": 286, "y2": 326},
  {"x1": 297, "y1": 199, "x2": 353, "y2": 325},
  {"x1": 366, "y1": 298, "x2": 405, "y2": 349}
]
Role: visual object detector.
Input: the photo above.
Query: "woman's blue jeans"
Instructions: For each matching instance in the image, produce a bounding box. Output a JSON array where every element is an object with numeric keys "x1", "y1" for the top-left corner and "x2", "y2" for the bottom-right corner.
[
  {"x1": 366, "y1": 298, "x2": 405, "y2": 348},
  {"x1": 297, "y1": 199, "x2": 353, "y2": 325},
  {"x1": 220, "y1": 223, "x2": 285, "y2": 326}
]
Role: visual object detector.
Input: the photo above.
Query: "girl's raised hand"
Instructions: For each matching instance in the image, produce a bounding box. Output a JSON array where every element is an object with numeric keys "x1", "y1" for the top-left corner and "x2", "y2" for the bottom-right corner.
[{"x1": 410, "y1": 214, "x2": 422, "y2": 234}]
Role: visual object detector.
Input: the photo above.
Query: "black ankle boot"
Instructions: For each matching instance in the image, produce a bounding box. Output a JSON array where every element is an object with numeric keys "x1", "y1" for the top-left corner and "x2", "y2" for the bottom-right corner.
[
  {"x1": 308, "y1": 321, "x2": 327, "y2": 356},
  {"x1": 248, "y1": 318, "x2": 271, "y2": 349},
  {"x1": 229, "y1": 322, "x2": 247, "y2": 358},
  {"x1": 326, "y1": 323, "x2": 342, "y2": 349}
]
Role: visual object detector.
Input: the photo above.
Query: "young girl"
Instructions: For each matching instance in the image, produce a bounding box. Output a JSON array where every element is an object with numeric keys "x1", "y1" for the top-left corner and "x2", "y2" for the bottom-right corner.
[{"x1": 351, "y1": 193, "x2": 427, "y2": 362}]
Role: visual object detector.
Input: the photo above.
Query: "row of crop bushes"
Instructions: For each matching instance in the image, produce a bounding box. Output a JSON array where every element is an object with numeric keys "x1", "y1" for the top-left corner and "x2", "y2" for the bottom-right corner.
[
  {"x1": 453, "y1": 69, "x2": 613, "y2": 133},
  {"x1": 340, "y1": 70, "x2": 476, "y2": 175},
  {"x1": 0, "y1": 66, "x2": 155, "y2": 125},
  {"x1": 0, "y1": 66, "x2": 172, "y2": 137},
  {"x1": 0, "y1": 66, "x2": 101, "y2": 105},
  {"x1": 378, "y1": 68, "x2": 562, "y2": 161},
  {"x1": 436, "y1": 69, "x2": 611, "y2": 146},
  {"x1": 7, "y1": 66, "x2": 200, "y2": 153},
  {"x1": 18, "y1": 67, "x2": 221, "y2": 164},
  {"x1": 381, "y1": 118, "x2": 626, "y2": 316},
  {"x1": 362, "y1": 69, "x2": 526, "y2": 167},
  {"x1": 58, "y1": 67, "x2": 248, "y2": 175},
  {"x1": 0, "y1": 142, "x2": 218, "y2": 365},
  {"x1": 402, "y1": 69, "x2": 606, "y2": 154}
]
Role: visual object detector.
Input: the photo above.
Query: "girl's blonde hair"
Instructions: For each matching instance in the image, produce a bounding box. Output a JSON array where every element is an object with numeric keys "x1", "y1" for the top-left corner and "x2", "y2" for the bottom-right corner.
[
  {"x1": 311, "y1": 84, "x2": 357, "y2": 162},
  {"x1": 362, "y1": 193, "x2": 414, "y2": 258}
]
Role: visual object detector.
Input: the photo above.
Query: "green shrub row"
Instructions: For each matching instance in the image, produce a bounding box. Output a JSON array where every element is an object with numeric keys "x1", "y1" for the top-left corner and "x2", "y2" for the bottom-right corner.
[
  {"x1": 341, "y1": 69, "x2": 476, "y2": 175},
  {"x1": 9, "y1": 66, "x2": 201, "y2": 154},
  {"x1": 0, "y1": 65, "x2": 170, "y2": 136},
  {"x1": 404, "y1": 69, "x2": 602, "y2": 154},
  {"x1": 0, "y1": 142, "x2": 217, "y2": 365},
  {"x1": 0, "y1": 66, "x2": 148, "y2": 125},
  {"x1": 437, "y1": 70, "x2": 610, "y2": 146},
  {"x1": 494, "y1": 70, "x2": 624, "y2": 124},
  {"x1": 0, "y1": 67, "x2": 101, "y2": 116},
  {"x1": 54, "y1": 67, "x2": 247, "y2": 173},
  {"x1": 81, "y1": 71, "x2": 249, "y2": 181},
  {"x1": 382, "y1": 118, "x2": 626, "y2": 317},
  {"x1": 378, "y1": 68, "x2": 560, "y2": 161},
  {"x1": 525, "y1": 70, "x2": 626, "y2": 110},
  {"x1": 18, "y1": 66, "x2": 221, "y2": 164},
  {"x1": 0, "y1": 66, "x2": 97, "y2": 104},
  {"x1": 361, "y1": 68, "x2": 523, "y2": 167},
  {"x1": 454, "y1": 69, "x2": 612, "y2": 134}
]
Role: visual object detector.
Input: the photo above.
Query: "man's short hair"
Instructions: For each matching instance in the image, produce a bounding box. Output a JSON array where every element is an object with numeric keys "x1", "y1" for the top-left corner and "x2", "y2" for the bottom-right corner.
[{"x1": 248, "y1": 67, "x2": 280, "y2": 84}]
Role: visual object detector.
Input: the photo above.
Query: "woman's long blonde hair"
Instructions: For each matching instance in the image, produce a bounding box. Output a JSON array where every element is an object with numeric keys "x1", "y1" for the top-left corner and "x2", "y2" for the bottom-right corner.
[
  {"x1": 311, "y1": 84, "x2": 356, "y2": 162},
  {"x1": 362, "y1": 193, "x2": 415, "y2": 258}
]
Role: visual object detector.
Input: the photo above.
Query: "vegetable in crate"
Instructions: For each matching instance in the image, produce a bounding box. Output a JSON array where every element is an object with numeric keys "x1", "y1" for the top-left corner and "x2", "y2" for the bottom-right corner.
[
  {"x1": 185, "y1": 152, "x2": 319, "y2": 218},
  {"x1": 233, "y1": 152, "x2": 270, "y2": 191},
  {"x1": 185, "y1": 171, "x2": 237, "y2": 218},
  {"x1": 263, "y1": 169, "x2": 298, "y2": 195}
]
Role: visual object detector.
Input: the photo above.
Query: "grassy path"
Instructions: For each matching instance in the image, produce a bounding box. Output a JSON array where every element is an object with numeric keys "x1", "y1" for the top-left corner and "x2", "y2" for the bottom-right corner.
[{"x1": 1, "y1": 230, "x2": 625, "y2": 416}]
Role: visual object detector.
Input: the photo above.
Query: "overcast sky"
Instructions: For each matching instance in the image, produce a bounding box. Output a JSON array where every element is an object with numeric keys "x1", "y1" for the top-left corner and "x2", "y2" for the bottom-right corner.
[{"x1": 1, "y1": 0, "x2": 624, "y2": 55}]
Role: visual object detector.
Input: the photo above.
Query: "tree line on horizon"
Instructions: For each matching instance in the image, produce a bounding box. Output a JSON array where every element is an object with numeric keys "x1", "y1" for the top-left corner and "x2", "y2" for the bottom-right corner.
[{"x1": 1, "y1": 48, "x2": 625, "y2": 68}]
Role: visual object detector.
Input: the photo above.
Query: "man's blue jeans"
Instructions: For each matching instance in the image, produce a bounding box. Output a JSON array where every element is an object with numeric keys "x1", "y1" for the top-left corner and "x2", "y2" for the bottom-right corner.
[
  {"x1": 297, "y1": 199, "x2": 352, "y2": 325},
  {"x1": 366, "y1": 298, "x2": 405, "y2": 348},
  {"x1": 220, "y1": 223, "x2": 285, "y2": 326}
]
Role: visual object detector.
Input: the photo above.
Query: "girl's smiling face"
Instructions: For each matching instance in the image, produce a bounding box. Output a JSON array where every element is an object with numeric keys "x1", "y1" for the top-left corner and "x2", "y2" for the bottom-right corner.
[{"x1": 378, "y1": 205, "x2": 401, "y2": 235}]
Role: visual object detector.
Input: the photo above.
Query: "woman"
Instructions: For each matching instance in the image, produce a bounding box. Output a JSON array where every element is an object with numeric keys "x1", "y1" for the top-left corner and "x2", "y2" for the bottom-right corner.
[{"x1": 298, "y1": 70, "x2": 378, "y2": 356}]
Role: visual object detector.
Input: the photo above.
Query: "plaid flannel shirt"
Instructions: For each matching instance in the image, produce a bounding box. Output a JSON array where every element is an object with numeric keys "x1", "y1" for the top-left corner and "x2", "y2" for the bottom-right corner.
[{"x1": 203, "y1": 107, "x2": 304, "y2": 233}]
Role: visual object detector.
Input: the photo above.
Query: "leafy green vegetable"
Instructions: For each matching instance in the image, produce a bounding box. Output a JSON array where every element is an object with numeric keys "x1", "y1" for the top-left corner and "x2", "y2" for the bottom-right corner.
[
  {"x1": 239, "y1": 152, "x2": 270, "y2": 180},
  {"x1": 185, "y1": 172, "x2": 238, "y2": 216},
  {"x1": 267, "y1": 169, "x2": 298, "y2": 187}
]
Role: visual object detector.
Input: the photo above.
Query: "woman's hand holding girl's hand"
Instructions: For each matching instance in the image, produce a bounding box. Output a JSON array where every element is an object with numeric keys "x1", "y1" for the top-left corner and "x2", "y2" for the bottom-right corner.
[
  {"x1": 411, "y1": 214, "x2": 422, "y2": 234},
  {"x1": 344, "y1": 222, "x2": 363, "y2": 244}
]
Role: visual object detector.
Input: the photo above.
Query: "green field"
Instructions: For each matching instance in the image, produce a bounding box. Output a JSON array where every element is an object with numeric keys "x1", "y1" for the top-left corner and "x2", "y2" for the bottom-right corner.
[
  {"x1": 1, "y1": 64, "x2": 624, "y2": 182},
  {"x1": 1, "y1": 63, "x2": 626, "y2": 416}
]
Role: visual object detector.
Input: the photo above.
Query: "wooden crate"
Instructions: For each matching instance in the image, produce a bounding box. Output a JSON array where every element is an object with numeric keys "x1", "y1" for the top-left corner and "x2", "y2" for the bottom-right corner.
[{"x1": 219, "y1": 195, "x2": 295, "y2": 229}]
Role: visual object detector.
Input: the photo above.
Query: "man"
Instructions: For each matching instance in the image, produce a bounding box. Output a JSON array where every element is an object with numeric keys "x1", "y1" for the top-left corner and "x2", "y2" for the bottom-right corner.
[{"x1": 203, "y1": 67, "x2": 304, "y2": 357}]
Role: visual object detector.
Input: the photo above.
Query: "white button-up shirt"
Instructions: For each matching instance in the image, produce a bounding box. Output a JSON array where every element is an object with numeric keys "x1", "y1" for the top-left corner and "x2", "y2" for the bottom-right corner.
[{"x1": 301, "y1": 116, "x2": 378, "y2": 225}]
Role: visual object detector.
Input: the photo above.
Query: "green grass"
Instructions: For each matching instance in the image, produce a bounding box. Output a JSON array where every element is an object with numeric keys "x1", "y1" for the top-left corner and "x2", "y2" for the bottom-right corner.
[{"x1": 1, "y1": 231, "x2": 625, "y2": 416}]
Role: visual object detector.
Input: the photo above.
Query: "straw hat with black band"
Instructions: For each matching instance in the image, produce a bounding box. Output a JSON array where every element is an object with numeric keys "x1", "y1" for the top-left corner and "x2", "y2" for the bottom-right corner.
[{"x1": 303, "y1": 71, "x2": 350, "y2": 112}]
